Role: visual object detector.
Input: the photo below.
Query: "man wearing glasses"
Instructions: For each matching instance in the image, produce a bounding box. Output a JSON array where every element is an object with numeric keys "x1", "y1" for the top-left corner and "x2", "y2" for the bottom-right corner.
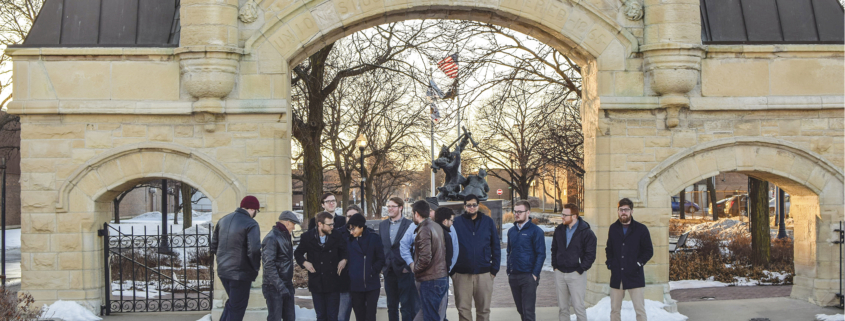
[
  {"x1": 451, "y1": 194, "x2": 500, "y2": 321},
  {"x1": 551, "y1": 204, "x2": 596, "y2": 321},
  {"x1": 605, "y1": 198, "x2": 653, "y2": 321},
  {"x1": 506, "y1": 200, "x2": 546, "y2": 321},
  {"x1": 294, "y1": 211, "x2": 348, "y2": 321},
  {"x1": 308, "y1": 193, "x2": 347, "y2": 231},
  {"x1": 380, "y1": 197, "x2": 418, "y2": 321}
]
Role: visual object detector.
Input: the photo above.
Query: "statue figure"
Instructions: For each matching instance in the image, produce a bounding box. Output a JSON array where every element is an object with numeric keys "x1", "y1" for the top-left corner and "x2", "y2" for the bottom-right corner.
[
  {"x1": 431, "y1": 130, "x2": 471, "y2": 201},
  {"x1": 460, "y1": 168, "x2": 489, "y2": 201}
]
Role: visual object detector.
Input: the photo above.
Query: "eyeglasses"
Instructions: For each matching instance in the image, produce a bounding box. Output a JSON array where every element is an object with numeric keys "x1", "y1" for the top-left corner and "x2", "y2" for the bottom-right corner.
[
  {"x1": 514, "y1": 210, "x2": 529, "y2": 215},
  {"x1": 322, "y1": 222, "x2": 334, "y2": 227},
  {"x1": 465, "y1": 204, "x2": 478, "y2": 208},
  {"x1": 386, "y1": 205, "x2": 400, "y2": 209},
  {"x1": 323, "y1": 200, "x2": 337, "y2": 204},
  {"x1": 618, "y1": 208, "x2": 632, "y2": 213}
]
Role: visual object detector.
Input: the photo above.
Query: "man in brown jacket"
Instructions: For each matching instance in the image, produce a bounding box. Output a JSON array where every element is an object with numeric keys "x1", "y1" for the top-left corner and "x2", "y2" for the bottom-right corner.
[{"x1": 411, "y1": 200, "x2": 449, "y2": 321}]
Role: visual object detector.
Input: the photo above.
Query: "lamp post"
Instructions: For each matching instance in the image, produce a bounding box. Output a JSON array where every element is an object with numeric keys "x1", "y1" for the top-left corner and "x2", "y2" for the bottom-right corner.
[
  {"x1": 357, "y1": 134, "x2": 368, "y2": 217},
  {"x1": 1, "y1": 157, "x2": 6, "y2": 287}
]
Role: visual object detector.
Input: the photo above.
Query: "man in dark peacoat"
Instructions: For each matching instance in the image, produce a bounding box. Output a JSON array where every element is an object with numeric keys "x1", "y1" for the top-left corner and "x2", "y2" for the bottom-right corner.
[
  {"x1": 605, "y1": 198, "x2": 653, "y2": 321},
  {"x1": 294, "y1": 211, "x2": 348, "y2": 321}
]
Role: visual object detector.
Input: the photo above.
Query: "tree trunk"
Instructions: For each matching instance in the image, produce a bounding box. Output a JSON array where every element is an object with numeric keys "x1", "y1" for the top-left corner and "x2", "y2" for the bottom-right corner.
[
  {"x1": 692, "y1": 183, "x2": 699, "y2": 217},
  {"x1": 679, "y1": 187, "x2": 686, "y2": 220},
  {"x1": 181, "y1": 183, "x2": 192, "y2": 229},
  {"x1": 749, "y1": 176, "x2": 771, "y2": 266},
  {"x1": 303, "y1": 138, "x2": 324, "y2": 224},
  {"x1": 113, "y1": 199, "x2": 120, "y2": 223},
  {"x1": 340, "y1": 177, "x2": 351, "y2": 213},
  {"x1": 707, "y1": 177, "x2": 719, "y2": 220}
]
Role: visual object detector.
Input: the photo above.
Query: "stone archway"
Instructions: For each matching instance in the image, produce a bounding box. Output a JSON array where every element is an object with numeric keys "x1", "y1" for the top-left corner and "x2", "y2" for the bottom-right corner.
[
  {"x1": 21, "y1": 142, "x2": 245, "y2": 310},
  {"x1": 637, "y1": 137, "x2": 845, "y2": 306}
]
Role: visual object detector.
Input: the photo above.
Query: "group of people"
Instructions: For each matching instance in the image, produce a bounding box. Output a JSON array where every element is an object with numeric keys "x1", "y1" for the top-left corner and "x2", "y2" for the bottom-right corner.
[{"x1": 211, "y1": 193, "x2": 654, "y2": 321}]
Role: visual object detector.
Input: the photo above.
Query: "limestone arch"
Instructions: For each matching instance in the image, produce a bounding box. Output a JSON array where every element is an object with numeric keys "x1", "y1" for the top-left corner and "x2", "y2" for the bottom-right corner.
[
  {"x1": 639, "y1": 137, "x2": 844, "y2": 306},
  {"x1": 57, "y1": 142, "x2": 246, "y2": 215},
  {"x1": 245, "y1": 0, "x2": 639, "y2": 67}
]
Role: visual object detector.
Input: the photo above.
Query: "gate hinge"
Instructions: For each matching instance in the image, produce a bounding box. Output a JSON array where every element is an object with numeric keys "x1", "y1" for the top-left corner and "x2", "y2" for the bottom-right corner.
[{"x1": 97, "y1": 229, "x2": 106, "y2": 237}]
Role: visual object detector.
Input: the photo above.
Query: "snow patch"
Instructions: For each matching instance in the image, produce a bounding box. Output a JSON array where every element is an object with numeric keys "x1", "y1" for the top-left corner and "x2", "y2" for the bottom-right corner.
[
  {"x1": 295, "y1": 305, "x2": 318, "y2": 320},
  {"x1": 669, "y1": 277, "x2": 730, "y2": 290},
  {"x1": 816, "y1": 314, "x2": 845, "y2": 321},
  {"x1": 4, "y1": 228, "x2": 20, "y2": 250},
  {"x1": 196, "y1": 314, "x2": 212, "y2": 321},
  {"x1": 42, "y1": 301, "x2": 102, "y2": 321},
  {"x1": 571, "y1": 296, "x2": 687, "y2": 321}
]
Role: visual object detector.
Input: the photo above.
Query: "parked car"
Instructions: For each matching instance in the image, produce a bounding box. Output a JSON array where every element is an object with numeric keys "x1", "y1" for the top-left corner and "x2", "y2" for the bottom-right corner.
[
  {"x1": 724, "y1": 194, "x2": 748, "y2": 216},
  {"x1": 769, "y1": 194, "x2": 790, "y2": 216},
  {"x1": 671, "y1": 196, "x2": 701, "y2": 213}
]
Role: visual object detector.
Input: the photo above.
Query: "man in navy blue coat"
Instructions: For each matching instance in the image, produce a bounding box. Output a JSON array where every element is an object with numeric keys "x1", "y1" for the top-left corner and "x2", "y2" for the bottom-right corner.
[
  {"x1": 452, "y1": 194, "x2": 500, "y2": 321},
  {"x1": 605, "y1": 198, "x2": 653, "y2": 321},
  {"x1": 506, "y1": 200, "x2": 545, "y2": 321}
]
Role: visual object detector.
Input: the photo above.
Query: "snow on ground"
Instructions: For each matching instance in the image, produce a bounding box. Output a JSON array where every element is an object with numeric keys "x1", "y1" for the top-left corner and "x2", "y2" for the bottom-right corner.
[
  {"x1": 572, "y1": 296, "x2": 687, "y2": 321},
  {"x1": 196, "y1": 315, "x2": 212, "y2": 321},
  {"x1": 683, "y1": 218, "x2": 792, "y2": 240},
  {"x1": 816, "y1": 314, "x2": 845, "y2": 321},
  {"x1": 111, "y1": 280, "x2": 171, "y2": 298},
  {"x1": 4, "y1": 228, "x2": 20, "y2": 250},
  {"x1": 669, "y1": 277, "x2": 730, "y2": 290},
  {"x1": 42, "y1": 300, "x2": 102, "y2": 321},
  {"x1": 111, "y1": 211, "x2": 214, "y2": 235},
  {"x1": 295, "y1": 305, "x2": 318, "y2": 320},
  {"x1": 732, "y1": 270, "x2": 791, "y2": 286}
]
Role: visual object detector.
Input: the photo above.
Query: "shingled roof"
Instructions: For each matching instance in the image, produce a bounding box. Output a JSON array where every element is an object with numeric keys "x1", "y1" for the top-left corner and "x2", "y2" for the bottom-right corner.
[
  {"x1": 701, "y1": 0, "x2": 844, "y2": 44},
  {"x1": 15, "y1": 0, "x2": 180, "y2": 48}
]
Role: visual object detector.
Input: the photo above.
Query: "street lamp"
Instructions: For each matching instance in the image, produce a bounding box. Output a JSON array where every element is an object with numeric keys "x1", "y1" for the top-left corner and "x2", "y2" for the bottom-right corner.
[{"x1": 356, "y1": 134, "x2": 368, "y2": 217}]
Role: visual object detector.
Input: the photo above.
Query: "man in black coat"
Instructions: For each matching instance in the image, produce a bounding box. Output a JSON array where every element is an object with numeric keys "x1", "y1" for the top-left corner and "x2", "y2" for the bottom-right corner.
[
  {"x1": 605, "y1": 198, "x2": 653, "y2": 321},
  {"x1": 211, "y1": 196, "x2": 262, "y2": 321},
  {"x1": 295, "y1": 211, "x2": 348, "y2": 321},
  {"x1": 379, "y1": 197, "x2": 417, "y2": 321},
  {"x1": 551, "y1": 204, "x2": 596, "y2": 321},
  {"x1": 262, "y1": 211, "x2": 300, "y2": 321}
]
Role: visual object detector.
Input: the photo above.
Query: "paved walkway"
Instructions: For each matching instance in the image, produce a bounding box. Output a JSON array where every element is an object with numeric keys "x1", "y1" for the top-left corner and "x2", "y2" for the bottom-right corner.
[{"x1": 671, "y1": 285, "x2": 793, "y2": 302}]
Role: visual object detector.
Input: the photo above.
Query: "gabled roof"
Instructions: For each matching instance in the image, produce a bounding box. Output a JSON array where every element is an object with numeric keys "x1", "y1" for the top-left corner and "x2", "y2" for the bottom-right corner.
[
  {"x1": 15, "y1": 0, "x2": 180, "y2": 48},
  {"x1": 701, "y1": 0, "x2": 844, "y2": 44}
]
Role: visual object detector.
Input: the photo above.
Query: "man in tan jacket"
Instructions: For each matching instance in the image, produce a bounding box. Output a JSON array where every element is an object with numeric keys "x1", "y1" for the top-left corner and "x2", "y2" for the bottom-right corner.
[{"x1": 411, "y1": 200, "x2": 449, "y2": 321}]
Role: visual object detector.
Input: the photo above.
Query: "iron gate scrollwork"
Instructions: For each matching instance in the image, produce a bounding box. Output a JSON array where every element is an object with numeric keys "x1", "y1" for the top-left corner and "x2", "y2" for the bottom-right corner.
[{"x1": 99, "y1": 222, "x2": 214, "y2": 314}]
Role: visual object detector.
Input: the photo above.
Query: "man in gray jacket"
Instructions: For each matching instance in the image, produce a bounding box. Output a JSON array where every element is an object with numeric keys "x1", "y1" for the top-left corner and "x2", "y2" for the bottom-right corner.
[
  {"x1": 211, "y1": 196, "x2": 262, "y2": 321},
  {"x1": 262, "y1": 211, "x2": 300, "y2": 321}
]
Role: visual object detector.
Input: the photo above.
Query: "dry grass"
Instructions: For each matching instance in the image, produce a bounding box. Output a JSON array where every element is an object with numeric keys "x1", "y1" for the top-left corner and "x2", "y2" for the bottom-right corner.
[
  {"x1": 0, "y1": 289, "x2": 42, "y2": 320},
  {"x1": 670, "y1": 232, "x2": 794, "y2": 285},
  {"x1": 293, "y1": 264, "x2": 309, "y2": 289},
  {"x1": 503, "y1": 213, "x2": 514, "y2": 224}
]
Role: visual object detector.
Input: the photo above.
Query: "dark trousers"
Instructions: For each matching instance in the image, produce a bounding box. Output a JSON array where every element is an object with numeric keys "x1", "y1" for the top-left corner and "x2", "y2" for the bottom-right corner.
[
  {"x1": 508, "y1": 273, "x2": 538, "y2": 321},
  {"x1": 220, "y1": 278, "x2": 252, "y2": 321},
  {"x1": 312, "y1": 291, "x2": 340, "y2": 321},
  {"x1": 351, "y1": 289, "x2": 380, "y2": 321},
  {"x1": 262, "y1": 284, "x2": 295, "y2": 321},
  {"x1": 385, "y1": 271, "x2": 419, "y2": 321},
  {"x1": 419, "y1": 277, "x2": 449, "y2": 321}
]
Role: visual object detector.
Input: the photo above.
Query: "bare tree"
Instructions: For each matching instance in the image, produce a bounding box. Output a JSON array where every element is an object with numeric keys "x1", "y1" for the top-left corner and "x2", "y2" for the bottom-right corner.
[{"x1": 290, "y1": 22, "x2": 438, "y2": 223}]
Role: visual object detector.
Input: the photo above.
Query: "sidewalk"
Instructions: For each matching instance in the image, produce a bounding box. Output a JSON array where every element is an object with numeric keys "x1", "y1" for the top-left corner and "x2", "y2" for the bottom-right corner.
[{"x1": 102, "y1": 297, "x2": 842, "y2": 321}]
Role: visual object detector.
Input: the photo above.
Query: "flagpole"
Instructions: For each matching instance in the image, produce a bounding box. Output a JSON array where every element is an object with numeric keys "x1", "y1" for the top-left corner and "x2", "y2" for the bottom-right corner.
[{"x1": 430, "y1": 67, "x2": 436, "y2": 198}]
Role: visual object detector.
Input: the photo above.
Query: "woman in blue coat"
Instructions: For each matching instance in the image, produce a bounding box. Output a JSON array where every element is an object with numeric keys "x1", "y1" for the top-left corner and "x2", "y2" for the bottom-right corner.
[{"x1": 346, "y1": 213, "x2": 385, "y2": 321}]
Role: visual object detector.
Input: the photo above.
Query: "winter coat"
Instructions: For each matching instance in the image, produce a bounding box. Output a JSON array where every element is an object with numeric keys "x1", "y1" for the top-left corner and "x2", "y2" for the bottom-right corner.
[
  {"x1": 452, "y1": 211, "x2": 501, "y2": 276},
  {"x1": 294, "y1": 228, "x2": 348, "y2": 293},
  {"x1": 506, "y1": 220, "x2": 546, "y2": 277},
  {"x1": 413, "y1": 218, "x2": 448, "y2": 282},
  {"x1": 379, "y1": 217, "x2": 414, "y2": 274},
  {"x1": 210, "y1": 208, "x2": 261, "y2": 281},
  {"x1": 551, "y1": 217, "x2": 597, "y2": 274},
  {"x1": 347, "y1": 228, "x2": 385, "y2": 292},
  {"x1": 605, "y1": 218, "x2": 654, "y2": 289},
  {"x1": 262, "y1": 223, "x2": 294, "y2": 298}
]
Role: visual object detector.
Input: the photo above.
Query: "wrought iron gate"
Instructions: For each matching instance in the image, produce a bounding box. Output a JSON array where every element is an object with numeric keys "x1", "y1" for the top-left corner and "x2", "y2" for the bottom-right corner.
[
  {"x1": 99, "y1": 222, "x2": 214, "y2": 314},
  {"x1": 835, "y1": 221, "x2": 844, "y2": 309}
]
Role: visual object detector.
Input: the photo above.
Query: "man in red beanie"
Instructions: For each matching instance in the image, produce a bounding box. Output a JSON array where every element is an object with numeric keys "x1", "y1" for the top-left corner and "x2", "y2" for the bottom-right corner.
[{"x1": 211, "y1": 195, "x2": 262, "y2": 321}]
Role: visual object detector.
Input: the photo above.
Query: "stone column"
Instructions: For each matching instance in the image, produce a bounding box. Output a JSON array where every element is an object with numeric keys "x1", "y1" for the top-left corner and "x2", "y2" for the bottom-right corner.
[
  {"x1": 178, "y1": 0, "x2": 241, "y2": 114},
  {"x1": 642, "y1": 0, "x2": 705, "y2": 128}
]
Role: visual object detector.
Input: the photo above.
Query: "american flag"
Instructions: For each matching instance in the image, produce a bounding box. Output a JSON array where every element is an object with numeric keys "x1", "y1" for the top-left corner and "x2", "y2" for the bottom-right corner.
[{"x1": 437, "y1": 54, "x2": 459, "y2": 78}]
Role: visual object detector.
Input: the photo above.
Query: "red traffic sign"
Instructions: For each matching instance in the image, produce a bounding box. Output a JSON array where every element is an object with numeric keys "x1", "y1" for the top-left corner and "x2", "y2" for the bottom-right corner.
[{"x1": 497, "y1": 189, "x2": 503, "y2": 195}]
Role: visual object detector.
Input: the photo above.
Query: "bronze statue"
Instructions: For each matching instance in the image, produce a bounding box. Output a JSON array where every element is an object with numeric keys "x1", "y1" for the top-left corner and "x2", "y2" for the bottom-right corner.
[{"x1": 431, "y1": 127, "x2": 488, "y2": 201}]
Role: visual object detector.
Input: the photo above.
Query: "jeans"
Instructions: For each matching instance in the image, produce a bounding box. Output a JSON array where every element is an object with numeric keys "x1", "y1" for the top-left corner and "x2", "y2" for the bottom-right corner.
[
  {"x1": 338, "y1": 292, "x2": 353, "y2": 321},
  {"x1": 351, "y1": 289, "x2": 380, "y2": 321},
  {"x1": 220, "y1": 278, "x2": 252, "y2": 321},
  {"x1": 419, "y1": 277, "x2": 449, "y2": 321},
  {"x1": 311, "y1": 292, "x2": 340, "y2": 321},
  {"x1": 385, "y1": 271, "x2": 419, "y2": 321},
  {"x1": 437, "y1": 280, "x2": 449, "y2": 321},
  {"x1": 262, "y1": 284, "x2": 295, "y2": 321},
  {"x1": 508, "y1": 273, "x2": 538, "y2": 321}
]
